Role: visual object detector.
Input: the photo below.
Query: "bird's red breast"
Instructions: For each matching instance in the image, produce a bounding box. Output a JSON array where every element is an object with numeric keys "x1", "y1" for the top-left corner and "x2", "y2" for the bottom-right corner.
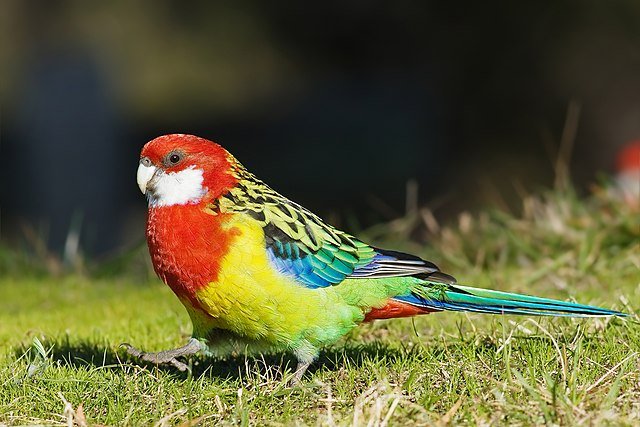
[{"x1": 146, "y1": 203, "x2": 241, "y2": 308}]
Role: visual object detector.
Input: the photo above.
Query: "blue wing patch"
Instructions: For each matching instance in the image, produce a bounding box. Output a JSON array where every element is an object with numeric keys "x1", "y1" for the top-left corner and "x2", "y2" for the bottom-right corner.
[
  {"x1": 266, "y1": 244, "x2": 357, "y2": 288},
  {"x1": 266, "y1": 236, "x2": 452, "y2": 289}
]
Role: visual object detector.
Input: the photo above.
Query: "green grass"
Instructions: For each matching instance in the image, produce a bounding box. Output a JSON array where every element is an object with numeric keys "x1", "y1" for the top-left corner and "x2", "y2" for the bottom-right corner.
[{"x1": 1, "y1": 187, "x2": 638, "y2": 425}]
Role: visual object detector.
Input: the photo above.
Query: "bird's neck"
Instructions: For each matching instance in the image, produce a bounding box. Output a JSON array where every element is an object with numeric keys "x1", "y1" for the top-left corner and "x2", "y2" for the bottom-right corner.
[{"x1": 146, "y1": 203, "x2": 239, "y2": 306}]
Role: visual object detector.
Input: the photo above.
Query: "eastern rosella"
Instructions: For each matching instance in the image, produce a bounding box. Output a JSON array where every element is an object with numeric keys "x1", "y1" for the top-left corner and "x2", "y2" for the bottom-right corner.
[{"x1": 125, "y1": 134, "x2": 624, "y2": 382}]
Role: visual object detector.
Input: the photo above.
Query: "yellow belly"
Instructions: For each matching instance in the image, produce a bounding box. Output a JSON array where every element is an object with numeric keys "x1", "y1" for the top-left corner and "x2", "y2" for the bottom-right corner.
[{"x1": 189, "y1": 214, "x2": 364, "y2": 355}]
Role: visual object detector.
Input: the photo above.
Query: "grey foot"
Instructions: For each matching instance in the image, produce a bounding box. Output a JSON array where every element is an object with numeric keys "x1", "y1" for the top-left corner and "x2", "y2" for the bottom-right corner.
[
  {"x1": 289, "y1": 360, "x2": 312, "y2": 386},
  {"x1": 120, "y1": 338, "x2": 203, "y2": 371}
]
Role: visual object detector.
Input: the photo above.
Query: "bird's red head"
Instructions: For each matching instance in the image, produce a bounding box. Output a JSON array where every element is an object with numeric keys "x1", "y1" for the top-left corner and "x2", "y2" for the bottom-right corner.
[{"x1": 138, "y1": 134, "x2": 238, "y2": 207}]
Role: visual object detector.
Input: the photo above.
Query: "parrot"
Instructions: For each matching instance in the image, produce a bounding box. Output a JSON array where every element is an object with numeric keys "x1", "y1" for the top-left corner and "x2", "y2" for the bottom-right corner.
[
  {"x1": 124, "y1": 133, "x2": 625, "y2": 383},
  {"x1": 613, "y1": 140, "x2": 640, "y2": 208}
]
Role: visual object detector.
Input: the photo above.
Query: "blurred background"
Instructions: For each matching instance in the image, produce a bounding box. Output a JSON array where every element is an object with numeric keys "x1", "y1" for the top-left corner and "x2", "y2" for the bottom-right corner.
[{"x1": 1, "y1": 0, "x2": 639, "y2": 263}]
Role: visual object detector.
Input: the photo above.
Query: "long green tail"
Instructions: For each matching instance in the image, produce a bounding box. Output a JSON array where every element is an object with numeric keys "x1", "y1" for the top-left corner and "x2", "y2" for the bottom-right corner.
[{"x1": 396, "y1": 282, "x2": 626, "y2": 317}]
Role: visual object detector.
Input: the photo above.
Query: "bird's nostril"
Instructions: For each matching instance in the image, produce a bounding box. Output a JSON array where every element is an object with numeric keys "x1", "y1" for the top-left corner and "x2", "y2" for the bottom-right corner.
[{"x1": 140, "y1": 157, "x2": 152, "y2": 167}]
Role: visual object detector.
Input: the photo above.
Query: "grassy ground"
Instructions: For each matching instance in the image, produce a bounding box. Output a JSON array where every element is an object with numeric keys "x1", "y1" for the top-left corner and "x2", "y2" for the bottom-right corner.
[{"x1": 0, "y1": 187, "x2": 638, "y2": 426}]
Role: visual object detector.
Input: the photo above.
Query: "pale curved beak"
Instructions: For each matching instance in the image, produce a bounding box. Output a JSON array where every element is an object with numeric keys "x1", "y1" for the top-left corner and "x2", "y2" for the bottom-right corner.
[{"x1": 137, "y1": 163, "x2": 157, "y2": 194}]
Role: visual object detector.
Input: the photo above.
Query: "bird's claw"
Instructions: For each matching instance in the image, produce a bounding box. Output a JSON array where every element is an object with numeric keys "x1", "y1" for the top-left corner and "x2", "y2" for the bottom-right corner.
[
  {"x1": 119, "y1": 342, "x2": 142, "y2": 358},
  {"x1": 119, "y1": 339, "x2": 202, "y2": 372}
]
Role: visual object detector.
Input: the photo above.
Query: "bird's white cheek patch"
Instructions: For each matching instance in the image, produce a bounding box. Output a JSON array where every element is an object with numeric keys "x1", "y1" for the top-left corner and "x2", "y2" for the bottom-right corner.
[{"x1": 148, "y1": 167, "x2": 208, "y2": 207}]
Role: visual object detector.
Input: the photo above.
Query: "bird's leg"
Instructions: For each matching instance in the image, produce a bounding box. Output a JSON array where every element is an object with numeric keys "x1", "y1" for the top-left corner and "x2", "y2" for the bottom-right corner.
[
  {"x1": 289, "y1": 360, "x2": 312, "y2": 386},
  {"x1": 120, "y1": 338, "x2": 204, "y2": 372}
]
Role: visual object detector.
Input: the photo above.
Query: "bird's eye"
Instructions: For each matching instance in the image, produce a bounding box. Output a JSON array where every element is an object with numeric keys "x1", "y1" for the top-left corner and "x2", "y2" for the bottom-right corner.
[{"x1": 164, "y1": 151, "x2": 184, "y2": 166}]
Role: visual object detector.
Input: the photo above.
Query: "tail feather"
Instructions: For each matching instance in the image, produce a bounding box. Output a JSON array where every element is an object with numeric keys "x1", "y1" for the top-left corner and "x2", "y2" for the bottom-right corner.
[{"x1": 395, "y1": 282, "x2": 626, "y2": 317}]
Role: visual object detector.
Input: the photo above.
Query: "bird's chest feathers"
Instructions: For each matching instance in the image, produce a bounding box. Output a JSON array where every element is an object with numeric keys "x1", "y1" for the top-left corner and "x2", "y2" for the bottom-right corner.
[{"x1": 146, "y1": 205, "x2": 239, "y2": 300}]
